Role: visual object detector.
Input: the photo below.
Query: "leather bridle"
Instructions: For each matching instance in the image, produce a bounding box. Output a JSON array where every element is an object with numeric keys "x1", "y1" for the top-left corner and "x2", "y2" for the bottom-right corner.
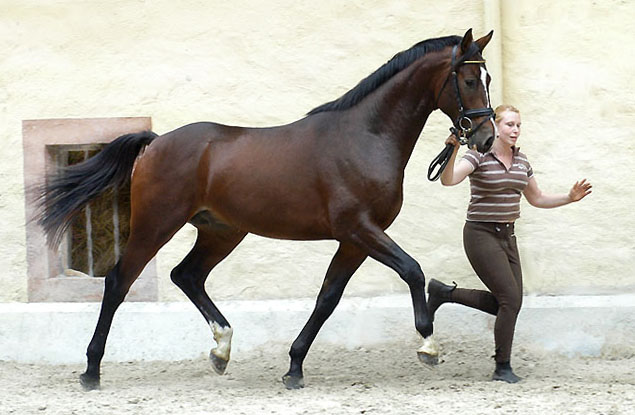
[
  {"x1": 436, "y1": 44, "x2": 494, "y2": 144},
  {"x1": 428, "y1": 44, "x2": 495, "y2": 181}
]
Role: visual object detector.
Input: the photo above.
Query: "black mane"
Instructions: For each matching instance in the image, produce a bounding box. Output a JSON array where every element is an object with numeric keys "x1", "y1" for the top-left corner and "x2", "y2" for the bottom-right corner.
[{"x1": 307, "y1": 35, "x2": 461, "y2": 115}]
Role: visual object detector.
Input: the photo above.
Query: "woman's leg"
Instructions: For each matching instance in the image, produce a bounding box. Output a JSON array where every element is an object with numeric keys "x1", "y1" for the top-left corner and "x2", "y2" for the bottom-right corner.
[
  {"x1": 428, "y1": 224, "x2": 509, "y2": 318},
  {"x1": 462, "y1": 222, "x2": 523, "y2": 382},
  {"x1": 427, "y1": 278, "x2": 498, "y2": 321}
]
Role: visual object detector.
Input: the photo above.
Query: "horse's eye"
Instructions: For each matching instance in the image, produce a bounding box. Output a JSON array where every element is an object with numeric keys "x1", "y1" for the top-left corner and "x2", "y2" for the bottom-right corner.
[{"x1": 465, "y1": 79, "x2": 478, "y2": 89}]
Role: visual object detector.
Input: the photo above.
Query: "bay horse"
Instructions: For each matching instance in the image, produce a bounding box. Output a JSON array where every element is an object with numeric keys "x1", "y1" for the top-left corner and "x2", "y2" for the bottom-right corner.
[{"x1": 38, "y1": 29, "x2": 496, "y2": 390}]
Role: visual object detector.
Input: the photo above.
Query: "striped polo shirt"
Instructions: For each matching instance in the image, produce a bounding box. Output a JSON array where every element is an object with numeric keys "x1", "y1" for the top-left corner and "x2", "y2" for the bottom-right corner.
[{"x1": 462, "y1": 147, "x2": 533, "y2": 223}]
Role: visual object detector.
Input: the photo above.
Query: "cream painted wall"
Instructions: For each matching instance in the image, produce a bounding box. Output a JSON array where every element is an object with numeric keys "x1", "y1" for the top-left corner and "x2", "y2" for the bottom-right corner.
[
  {"x1": 1, "y1": 0, "x2": 632, "y2": 302},
  {"x1": 498, "y1": 0, "x2": 635, "y2": 293}
]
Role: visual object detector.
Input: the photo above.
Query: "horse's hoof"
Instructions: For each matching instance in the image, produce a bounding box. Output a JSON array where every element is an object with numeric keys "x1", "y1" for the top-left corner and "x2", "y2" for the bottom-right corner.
[
  {"x1": 282, "y1": 374, "x2": 305, "y2": 390},
  {"x1": 417, "y1": 335, "x2": 439, "y2": 367},
  {"x1": 79, "y1": 373, "x2": 100, "y2": 391},
  {"x1": 417, "y1": 351, "x2": 439, "y2": 366},
  {"x1": 209, "y1": 351, "x2": 228, "y2": 375}
]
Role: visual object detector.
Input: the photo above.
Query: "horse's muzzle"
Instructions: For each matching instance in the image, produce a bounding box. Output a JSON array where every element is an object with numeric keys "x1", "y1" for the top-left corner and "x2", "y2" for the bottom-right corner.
[
  {"x1": 469, "y1": 134, "x2": 494, "y2": 153},
  {"x1": 479, "y1": 135, "x2": 494, "y2": 153}
]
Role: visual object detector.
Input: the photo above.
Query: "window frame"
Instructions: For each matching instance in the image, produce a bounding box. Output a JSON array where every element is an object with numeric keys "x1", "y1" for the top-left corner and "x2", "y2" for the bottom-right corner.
[{"x1": 22, "y1": 117, "x2": 158, "y2": 302}]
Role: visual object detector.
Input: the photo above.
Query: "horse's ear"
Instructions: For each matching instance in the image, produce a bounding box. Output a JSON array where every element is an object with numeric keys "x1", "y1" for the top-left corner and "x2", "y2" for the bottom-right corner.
[
  {"x1": 460, "y1": 28, "x2": 474, "y2": 53},
  {"x1": 475, "y1": 30, "x2": 494, "y2": 52}
]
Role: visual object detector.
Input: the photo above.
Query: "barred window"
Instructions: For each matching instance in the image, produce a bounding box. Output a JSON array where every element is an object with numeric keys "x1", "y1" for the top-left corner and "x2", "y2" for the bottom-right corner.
[
  {"x1": 23, "y1": 117, "x2": 157, "y2": 302},
  {"x1": 54, "y1": 146, "x2": 131, "y2": 278}
]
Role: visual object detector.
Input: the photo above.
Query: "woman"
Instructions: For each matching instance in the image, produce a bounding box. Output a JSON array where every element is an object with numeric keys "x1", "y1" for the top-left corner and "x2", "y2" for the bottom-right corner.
[{"x1": 430, "y1": 104, "x2": 592, "y2": 383}]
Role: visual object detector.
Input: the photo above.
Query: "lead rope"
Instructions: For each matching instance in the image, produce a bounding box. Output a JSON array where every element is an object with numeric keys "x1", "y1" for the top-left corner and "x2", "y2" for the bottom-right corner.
[{"x1": 427, "y1": 127, "x2": 463, "y2": 182}]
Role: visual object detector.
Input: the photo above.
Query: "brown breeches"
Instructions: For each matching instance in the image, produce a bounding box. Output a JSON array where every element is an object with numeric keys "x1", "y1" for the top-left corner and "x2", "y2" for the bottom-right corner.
[{"x1": 450, "y1": 221, "x2": 523, "y2": 363}]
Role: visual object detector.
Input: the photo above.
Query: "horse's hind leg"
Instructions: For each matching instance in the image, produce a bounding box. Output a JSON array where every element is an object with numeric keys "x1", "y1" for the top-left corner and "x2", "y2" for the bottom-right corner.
[
  {"x1": 170, "y1": 224, "x2": 246, "y2": 375},
  {"x1": 282, "y1": 242, "x2": 367, "y2": 389},
  {"x1": 80, "y1": 208, "x2": 189, "y2": 391}
]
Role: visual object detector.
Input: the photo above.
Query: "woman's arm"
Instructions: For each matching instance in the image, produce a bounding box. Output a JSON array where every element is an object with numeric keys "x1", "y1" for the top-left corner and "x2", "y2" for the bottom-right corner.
[
  {"x1": 523, "y1": 177, "x2": 592, "y2": 208},
  {"x1": 440, "y1": 134, "x2": 475, "y2": 186}
]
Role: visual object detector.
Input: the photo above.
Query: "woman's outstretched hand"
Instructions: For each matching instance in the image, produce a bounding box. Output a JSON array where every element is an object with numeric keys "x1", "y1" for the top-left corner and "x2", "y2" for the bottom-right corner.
[{"x1": 568, "y1": 179, "x2": 592, "y2": 202}]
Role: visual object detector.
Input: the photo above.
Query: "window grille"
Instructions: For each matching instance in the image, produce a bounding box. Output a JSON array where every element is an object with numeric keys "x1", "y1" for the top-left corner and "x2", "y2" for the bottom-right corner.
[
  {"x1": 22, "y1": 117, "x2": 157, "y2": 302},
  {"x1": 58, "y1": 147, "x2": 131, "y2": 278}
]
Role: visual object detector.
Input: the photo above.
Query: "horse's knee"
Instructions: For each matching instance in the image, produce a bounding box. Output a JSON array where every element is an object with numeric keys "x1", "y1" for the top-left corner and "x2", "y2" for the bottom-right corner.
[{"x1": 402, "y1": 262, "x2": 425, "y2": 286}]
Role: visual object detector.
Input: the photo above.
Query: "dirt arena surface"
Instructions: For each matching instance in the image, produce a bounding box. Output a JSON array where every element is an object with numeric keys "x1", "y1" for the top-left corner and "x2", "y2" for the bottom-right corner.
[{"x1": 1, "y1": 336, "x2": 633, "y2": 415}]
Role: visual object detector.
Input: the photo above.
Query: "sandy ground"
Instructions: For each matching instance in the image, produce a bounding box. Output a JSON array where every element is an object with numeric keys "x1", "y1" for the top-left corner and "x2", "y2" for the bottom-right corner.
[{"x1": 1, "y1": 335, "x2": 633, "y2": 415}]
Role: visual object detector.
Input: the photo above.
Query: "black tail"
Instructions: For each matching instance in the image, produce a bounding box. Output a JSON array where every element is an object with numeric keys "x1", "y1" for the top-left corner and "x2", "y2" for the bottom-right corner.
[{"x1": 37, "y1": 131, "x2": 159, "y2": 247}]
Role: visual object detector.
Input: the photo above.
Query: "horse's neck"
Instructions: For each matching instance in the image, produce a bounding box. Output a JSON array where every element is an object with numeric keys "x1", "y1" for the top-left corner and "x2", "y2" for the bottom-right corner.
[{"x1": 359, "y1": 61, "x2": 439, "y2": 168}]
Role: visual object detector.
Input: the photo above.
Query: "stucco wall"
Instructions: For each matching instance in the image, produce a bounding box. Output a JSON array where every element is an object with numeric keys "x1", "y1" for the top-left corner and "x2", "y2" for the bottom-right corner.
[
  {"x1": 1, "y1": 0, "x2": 632, "y2": 302},
  {"x1": 499, "y1": 0, "x2": 635, "y2": 293}
]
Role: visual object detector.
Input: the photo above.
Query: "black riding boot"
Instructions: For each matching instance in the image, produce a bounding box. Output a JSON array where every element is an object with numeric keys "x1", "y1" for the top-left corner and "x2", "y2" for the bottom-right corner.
[
  {"x1": 427, "y1": 279, "x2": 457, "y2": 322},
  {"x1": 492, "y1": 361, "x2": 522, "y2": 383}
]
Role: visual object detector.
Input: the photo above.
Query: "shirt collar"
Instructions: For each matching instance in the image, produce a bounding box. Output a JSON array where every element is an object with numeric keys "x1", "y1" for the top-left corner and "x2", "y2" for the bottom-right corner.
[{"x1": 484, "y1": 145, "x2": 520, "y2": 157}]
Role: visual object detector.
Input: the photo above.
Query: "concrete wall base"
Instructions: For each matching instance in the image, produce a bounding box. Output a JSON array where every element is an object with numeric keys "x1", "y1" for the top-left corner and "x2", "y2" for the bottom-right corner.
[{"x1": 1, "y1": 294, "x2": 633, "y2": 364}]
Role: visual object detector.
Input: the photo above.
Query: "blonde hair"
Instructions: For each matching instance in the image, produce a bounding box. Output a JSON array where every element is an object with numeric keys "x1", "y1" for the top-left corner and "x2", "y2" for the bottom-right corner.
[{"x1": 494, "y1": 104, "x2": 520, "y2": 124}]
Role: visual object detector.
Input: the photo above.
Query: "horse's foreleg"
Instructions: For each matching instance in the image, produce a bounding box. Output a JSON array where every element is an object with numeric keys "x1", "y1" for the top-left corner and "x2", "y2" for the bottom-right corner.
[
  {"x1": 283, "y1": 242, "x2": 366, "y2": 389},
  {"x1": 170, "y1": 226, "x2": 246, "y2": 375},
  {"x1": 349, "y1": 221, "x2": 433, "y2": 349}
]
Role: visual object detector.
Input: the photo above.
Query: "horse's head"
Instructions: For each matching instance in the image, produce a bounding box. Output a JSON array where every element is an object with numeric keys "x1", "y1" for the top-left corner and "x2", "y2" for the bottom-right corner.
[{"x1": 436, "y1": 29, "x2": 496, "y2": 153}]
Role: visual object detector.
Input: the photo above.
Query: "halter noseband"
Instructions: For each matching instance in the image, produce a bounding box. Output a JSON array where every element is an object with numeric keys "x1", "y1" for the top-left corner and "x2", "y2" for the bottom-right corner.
[{"x1": 435, "y1": 44, "x2": 494, "y2": 145}]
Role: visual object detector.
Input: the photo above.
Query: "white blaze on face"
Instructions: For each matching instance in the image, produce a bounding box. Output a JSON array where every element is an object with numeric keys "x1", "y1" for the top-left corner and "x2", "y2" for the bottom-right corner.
[
  {"x1": 210, "y1": 322, "x2": 233, "y2": 361},
  {"x1": 480, "y1": 66, "x2": 498, "y2": 136},
  {"x1": 479, "y1": 66, "x2": 490, "y2": 107}
]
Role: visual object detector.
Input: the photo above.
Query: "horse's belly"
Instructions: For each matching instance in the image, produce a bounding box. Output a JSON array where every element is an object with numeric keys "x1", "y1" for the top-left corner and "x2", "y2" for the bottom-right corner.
[
  {"x1": 230, "y1": 213, "x2": 332, "y2": 240},
  {"x1": 207, "y1": 194, "x2": 332, "y2": 241}
]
